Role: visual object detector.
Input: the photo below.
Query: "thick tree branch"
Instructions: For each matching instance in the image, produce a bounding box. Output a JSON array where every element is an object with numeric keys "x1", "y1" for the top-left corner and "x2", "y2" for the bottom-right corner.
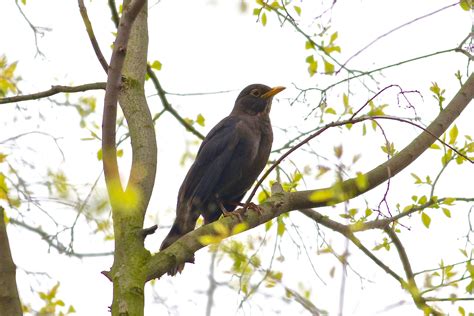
[
  {"x1": 0, "y1": 82, "x2": 106, "y2": 104},
  {"x1": 0, "y1": 207, "x2": 22, "y2": 316},
  {"x1": 102, "y1": 0, "x2": 146, "y2": 201},
  {"x1": 103, "y1": 1, "x2": 155, "y2": 316},
  {"x1": 146, "y1": 73, "x2": 473, "y2": 279},
  {"x1": 289, "y1": 73, "x2": 474, "y2": 209}
]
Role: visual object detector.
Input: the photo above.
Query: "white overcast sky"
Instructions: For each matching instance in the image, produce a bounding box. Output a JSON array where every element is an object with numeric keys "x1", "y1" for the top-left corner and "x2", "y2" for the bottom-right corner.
[{"x1": 1, "y1": 0, "x2": 473, "y2": 315}]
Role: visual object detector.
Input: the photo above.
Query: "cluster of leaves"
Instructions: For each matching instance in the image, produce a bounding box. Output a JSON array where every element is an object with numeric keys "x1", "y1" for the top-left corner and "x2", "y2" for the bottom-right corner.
[
  {"x1": 251, "y1": 1, "x2": 339, "y2": 77},
  {"x1": 0, "y1": 55, "x2": 20, "y2": 97},
  {"x1": 22, "y1": 283, "x2": 76, "y2": 316},
  {"x1": 305, "y1": 31, "x2": 340, "y2": 76}
]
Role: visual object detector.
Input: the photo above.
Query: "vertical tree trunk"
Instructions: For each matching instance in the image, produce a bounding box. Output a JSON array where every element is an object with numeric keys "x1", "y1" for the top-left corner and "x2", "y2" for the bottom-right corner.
[
  {"x1": 107, "y1": 1, "x2": 156, "y2": 315},
  {"x1": 0, "y1": 207, "x2": 22, "y2": 316}
]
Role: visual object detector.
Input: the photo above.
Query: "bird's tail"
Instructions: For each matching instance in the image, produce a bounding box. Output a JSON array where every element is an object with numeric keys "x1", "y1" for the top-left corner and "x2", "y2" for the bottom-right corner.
[
  {"x1": 160, "y1": 214, "x2": 197, "y2": 276},
  {"x1": 160, "y1": 222, "x2": 184, "y2": 251}
]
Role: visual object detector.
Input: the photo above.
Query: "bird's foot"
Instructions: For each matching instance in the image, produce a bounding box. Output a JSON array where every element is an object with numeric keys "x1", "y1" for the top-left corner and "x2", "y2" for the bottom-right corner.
[
  {"x1": 224, "y1": 202, "x2": 263, "y2": 221},
  {"x1": 245, "y1": 202, "x2": 264, "y2": 215},
  {"x1": 222, "y1": 208, "x2": 244, "y2": 222}
]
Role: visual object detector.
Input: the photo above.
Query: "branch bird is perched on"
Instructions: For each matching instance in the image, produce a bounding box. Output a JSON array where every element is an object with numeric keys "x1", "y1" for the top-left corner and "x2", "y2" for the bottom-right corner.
[{"x1": 160, "y1": 84, "x2": 285, "y2": 275}]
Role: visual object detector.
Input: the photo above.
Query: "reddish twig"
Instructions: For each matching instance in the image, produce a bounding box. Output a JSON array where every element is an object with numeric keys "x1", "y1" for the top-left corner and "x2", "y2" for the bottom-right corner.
[
  {"x1": 78, "y1": 0, "x2": 109, "y2": 74},
  {"x1": 245, "y1": 85, "x2": 473, "y2": 207}
]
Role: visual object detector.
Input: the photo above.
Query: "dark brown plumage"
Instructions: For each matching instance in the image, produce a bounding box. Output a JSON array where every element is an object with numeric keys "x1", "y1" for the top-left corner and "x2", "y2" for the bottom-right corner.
[{"x1": 160, "y1": 84, "x2": 285, "y2": 275}]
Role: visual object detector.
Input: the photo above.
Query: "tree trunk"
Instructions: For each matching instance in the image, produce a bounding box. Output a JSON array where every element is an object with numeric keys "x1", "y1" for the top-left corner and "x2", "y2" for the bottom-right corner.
[
  {"x1": 0, "y1": 207, "x2": 22, "y2": 316},
  {"x1": 105, "y1": 1, "x2": 157, "y2": 315}
]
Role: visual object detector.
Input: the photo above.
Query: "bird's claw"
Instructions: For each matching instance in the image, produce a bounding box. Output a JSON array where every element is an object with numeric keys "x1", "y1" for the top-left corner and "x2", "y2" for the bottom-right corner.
[
  {"x1": 223, "y1": 209, "x2": 244, "y2": 222},
  {"x1": 245, "y1": 202, "x2": 264, "y2": 215}
]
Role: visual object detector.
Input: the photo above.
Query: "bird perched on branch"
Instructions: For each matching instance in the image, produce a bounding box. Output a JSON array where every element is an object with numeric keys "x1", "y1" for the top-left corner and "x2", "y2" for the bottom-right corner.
[{"x1": 160, "y1": 83, "x2": 285, "y2": 275}]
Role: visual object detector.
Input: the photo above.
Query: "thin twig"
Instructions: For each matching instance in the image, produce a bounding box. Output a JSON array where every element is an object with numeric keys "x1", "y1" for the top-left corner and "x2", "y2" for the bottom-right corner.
[
  {"x1": 337, "y1": 2, "x2": 458, "y2": 72},
  {"x1": 9, "y1": 218, "x2": 113, "y2": 258},
  {"x1": 78, "y1": 0, "x2": 109, "y2": 73},
  {"x1": 146, "y1": 65, "x2": 205, "y2": 140}
]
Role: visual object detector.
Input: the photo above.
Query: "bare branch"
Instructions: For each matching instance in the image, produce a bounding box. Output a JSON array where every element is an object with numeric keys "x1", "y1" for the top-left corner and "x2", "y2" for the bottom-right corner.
[
  {"x1": 385, "y1": 228, "x2": 442, "y2": 315},
  {"x1": 14, "y1": 0, "x2": 50, "y2": 56},
  {"x1": 0, "y1": 82, "x2": 106, "y2": 104},
  {"x1": 77, "y1": 0, "x2": 109, "y2": 73},
  {"x1": 337, "y1": 2, "x2": 459, "y2": 72},
  {"x1": 146, "y1": 66, "x2": 205, "y2": 140},
  {"x1": 9, "y1": 217, "x2": 113, "y2": 258}
]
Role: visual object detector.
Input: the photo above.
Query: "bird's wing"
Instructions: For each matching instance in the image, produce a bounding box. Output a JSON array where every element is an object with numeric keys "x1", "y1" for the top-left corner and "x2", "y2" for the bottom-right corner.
[{"x1": 179, "y1": 116, "x2": 242, "y2": 205}]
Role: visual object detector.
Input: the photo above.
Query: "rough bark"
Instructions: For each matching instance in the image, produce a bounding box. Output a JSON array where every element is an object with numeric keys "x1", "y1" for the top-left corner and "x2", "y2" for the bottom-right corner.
[
  {"x1": 0, "y1": 207, "x2": 22, "y2": 316},
  {"x1": 101, "y1": 0, "x2": 155, "y2": 315}
]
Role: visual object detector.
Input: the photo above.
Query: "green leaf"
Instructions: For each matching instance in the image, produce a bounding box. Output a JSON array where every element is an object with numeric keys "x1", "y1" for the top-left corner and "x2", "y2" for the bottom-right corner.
[
  {"x1": 430, "y1": 143, "x2": 441, "y2": 150},
  {"x1": 196, "y1": 114, "x2": 205, "y2": 127},
  {"x1": 442, "y1": 208, "x2": 451, "y2": 218},
  {"x1": 443, "y1": 197, "x2": 455, "y2": 205},
  {"x1": 67, "y1": 305, "x2": 76, "y2": 313},
  {"x1": 265, "y1": 219, "x2": 273, "y2": 231},
  {"x1": 411, "y1": 173, "x2": 422, "y2": 184},
  {"x1": 449, "y1": 124, "x2": 458, "y2": 145},
  {"x1": 466, "y1": 280, "x2": 474, "y2": 294},
  {"x1": 421, "y1": 212, "x2": 431, "y2": 228},
  {"x1": 261, "y1": 12, "x2": 267, "y2": 26},
  {"x1": 365, "y1": 208, "x2": 373, "y2": 217},
  {"x1": 330, "y1": 32, "x2": 338, "y2": 44},
  {"x1": 97, "y1": 148, "x2": 103, "y2": 161},
  {"x1": 277, "y1": 216, "x2": 285, "y2": 236},
  {"x1": 460, "y1": 0, "x2": 472, "y2": 10},
  {"x1": 293, "y1": 5, "x2": 301, "y2": 15},
  {"x1": 343, "y1": 93, "x2": 349, "y2": 108},
  {"x1": 355, "y1": 172, "x2": 368, "y2": 190},
  {"x1": 323, "y1": 59, "x2": 334, "y2": 74},
  {"x1": 0, "y1": 153, "x2": 7, "y2": 163},
  {"x1": 418, "y1": 195, "x2": 427, "y2": 205},
  {"x1": 308, "y1": 60, "x2": 318, "y2": 76},
  {"x1": 117, "y1": 149, "x2": 123, "y2": 157},
  {"x1": 231, "y1": 222, "x2": 248, "y2": 235},
  {"x1": 325, "y1": 107, "x2": 336, "y2": 114},
  {"x1": 305, "y1": 40, "x2": 315, "y2": 50},
  {"x1": 150, "y1": 60, "x2": 162, "y2": 71},
  {"x1": 310, "y1": 189, "x2": 334, "y2": 202},
  {"x1": 333, "y1": 145, "x2": 343, "y2": 158}
]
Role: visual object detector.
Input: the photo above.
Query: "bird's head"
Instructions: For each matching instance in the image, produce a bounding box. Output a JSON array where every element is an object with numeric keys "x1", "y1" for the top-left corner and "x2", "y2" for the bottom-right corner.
[{"x1": 232, "y1": 84, "x2": 285, "y2": 116}]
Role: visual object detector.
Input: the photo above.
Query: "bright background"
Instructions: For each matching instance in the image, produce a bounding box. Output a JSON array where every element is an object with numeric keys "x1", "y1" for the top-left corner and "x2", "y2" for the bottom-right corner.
[{"x1": 1, "y1": 0, "x2": 473, "y2": 315}]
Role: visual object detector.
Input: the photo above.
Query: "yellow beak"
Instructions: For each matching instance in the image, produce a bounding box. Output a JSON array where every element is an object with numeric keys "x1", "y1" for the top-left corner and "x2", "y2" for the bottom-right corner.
[{"x1": 261, "y1": 86, "x2": 286, "y2": 99}]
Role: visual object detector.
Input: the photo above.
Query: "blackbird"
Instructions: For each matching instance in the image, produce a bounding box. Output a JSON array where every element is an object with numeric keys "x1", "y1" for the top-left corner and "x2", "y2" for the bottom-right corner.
[{"x1": 160, "y1": 83, "x2": 285, "y2": 275}]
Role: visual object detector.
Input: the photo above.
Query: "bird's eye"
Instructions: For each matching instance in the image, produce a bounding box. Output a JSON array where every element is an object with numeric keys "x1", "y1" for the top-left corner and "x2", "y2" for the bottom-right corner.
[{"x1": 250, "y1": 89, "x2": 260, "y2": 97}]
